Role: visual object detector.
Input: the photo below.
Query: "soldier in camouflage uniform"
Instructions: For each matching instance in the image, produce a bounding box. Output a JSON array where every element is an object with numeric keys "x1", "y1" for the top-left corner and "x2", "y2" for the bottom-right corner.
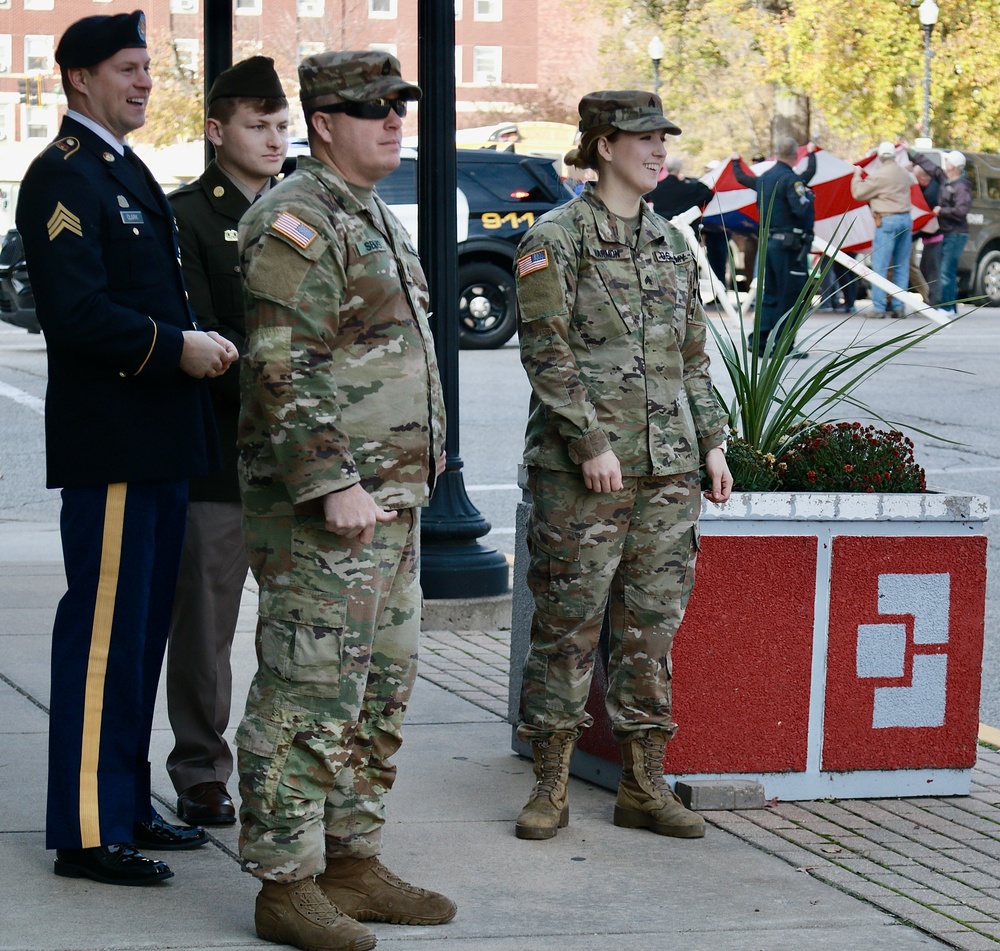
[
  {"x1": 513, "y1": 91, "x2": 733, "y2": 844},
  {"x1": 235, "y1": 51, "x2": 454, "y2": 951}
]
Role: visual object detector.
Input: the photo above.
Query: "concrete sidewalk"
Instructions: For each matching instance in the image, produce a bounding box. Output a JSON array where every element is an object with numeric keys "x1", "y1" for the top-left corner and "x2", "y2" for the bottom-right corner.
[{"x1": 0, "y1": 524, "x2": 993, "y2": 950}]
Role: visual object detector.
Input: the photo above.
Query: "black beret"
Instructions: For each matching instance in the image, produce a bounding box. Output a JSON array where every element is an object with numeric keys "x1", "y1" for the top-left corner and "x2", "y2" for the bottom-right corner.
[
  {"x1": 207, "y1": 56, "x2": 286, "y2": 106},
  {"x1": 55, "y1": 10, "x2": 146, "y2": 70}
]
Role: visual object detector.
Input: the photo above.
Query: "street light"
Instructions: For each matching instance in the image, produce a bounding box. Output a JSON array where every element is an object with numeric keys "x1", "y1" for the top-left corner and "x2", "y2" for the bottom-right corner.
[
  {"x1": 919, "y1": 0, "x2": 939, "y2": 145},
  {"x1": 647, "y1": 35, "x2": 664, "y2": 99}
]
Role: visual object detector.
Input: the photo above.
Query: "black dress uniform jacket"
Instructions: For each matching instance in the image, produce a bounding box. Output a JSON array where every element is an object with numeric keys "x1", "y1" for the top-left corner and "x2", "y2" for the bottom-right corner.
[
  {"x1": 169, "y1": 161, "x2": 257, "y2": 501},
  {"x1": 16, "y1": 116, "x2": 218, "y2": 488}
]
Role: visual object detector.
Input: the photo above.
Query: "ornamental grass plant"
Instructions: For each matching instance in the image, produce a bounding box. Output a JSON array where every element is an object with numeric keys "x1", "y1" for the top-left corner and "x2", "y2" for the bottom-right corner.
[{"x1": 704, "y1": 221, "x2": 969, "y2": 493}]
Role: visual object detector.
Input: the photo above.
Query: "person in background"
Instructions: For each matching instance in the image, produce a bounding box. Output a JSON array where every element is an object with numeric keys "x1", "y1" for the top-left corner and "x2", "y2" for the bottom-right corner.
[
  {"x1": 907, "y1": 145, "x2": 972, "y2": 313},
  {"x1": 235, "y1": 50, "x2": 453, "y2": 951},
  {"x1": 731, "y1": 140, "x2": 817, "y2": 356},
  {"x1": 850, "y1": 142, "x2": 914, "y2": 318},
  {"x1": 512, "y1": 89, "x2": 732, "y2": 846},
  {"x1": 913, "y1": 164, "x2": 943, "y2": 307},
  {"x1": 15, "y1": 9, "x2": 237, "y2": 887},
  {"x1": 165, "y1": 56, "x2": 289, "y2": 828}
]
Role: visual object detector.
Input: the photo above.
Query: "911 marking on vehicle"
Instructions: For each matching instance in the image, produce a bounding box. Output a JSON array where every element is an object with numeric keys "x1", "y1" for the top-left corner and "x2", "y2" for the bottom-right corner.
[{"x1": 481, "y1": 211, "x2": 535, "y2": 230}]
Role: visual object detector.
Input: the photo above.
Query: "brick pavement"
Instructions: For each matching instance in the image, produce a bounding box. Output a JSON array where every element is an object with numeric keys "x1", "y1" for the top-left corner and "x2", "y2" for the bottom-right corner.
[{"x1": 419, "y1": 626, "x2": 1000, "y2": 950}]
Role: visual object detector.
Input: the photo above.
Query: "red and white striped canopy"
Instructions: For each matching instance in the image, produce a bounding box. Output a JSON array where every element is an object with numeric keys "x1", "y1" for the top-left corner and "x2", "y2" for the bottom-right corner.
[{"x1": 699, "y1": 146, "x2": 936, "y2": 255}]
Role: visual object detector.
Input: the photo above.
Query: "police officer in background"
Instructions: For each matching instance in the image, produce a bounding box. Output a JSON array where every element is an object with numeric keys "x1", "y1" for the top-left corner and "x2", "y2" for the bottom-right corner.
[
  {"x1": 732, "y1": 137, "x2": 817, "y2": 357},
  {"x1": 165, "y1": 56, "x2": 288, "y2": 829},
  {"x1": 15, "y1": 10, "x2": 237, "y2": 886},
  {"x1": 236, "y1": 51, "x2": 453, "y2": 951}
]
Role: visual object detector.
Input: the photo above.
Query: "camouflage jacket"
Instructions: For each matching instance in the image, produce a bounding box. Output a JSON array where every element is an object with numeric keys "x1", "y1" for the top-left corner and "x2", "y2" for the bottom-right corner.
[
  {"x1": 237, "y1": 155, "x2": 446, "y2": 516},
  {"x1": 515, "y1": 186, "x2": 727, "y2": 476}
]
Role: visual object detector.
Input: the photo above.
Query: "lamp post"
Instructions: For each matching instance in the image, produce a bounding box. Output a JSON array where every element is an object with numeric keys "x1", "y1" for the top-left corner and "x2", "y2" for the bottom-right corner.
[
  {"x1": 919, "y1": 0, "x2": 939, "y2": 145},
  {"x1": 647, "y1": 36, "x2": 664, "y2": 99}
]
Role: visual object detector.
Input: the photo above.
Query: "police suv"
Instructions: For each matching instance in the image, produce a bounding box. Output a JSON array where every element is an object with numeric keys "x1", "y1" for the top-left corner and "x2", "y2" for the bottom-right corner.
[{"x1": 285, "y1": 143, "x2": 572, "y2": 348}]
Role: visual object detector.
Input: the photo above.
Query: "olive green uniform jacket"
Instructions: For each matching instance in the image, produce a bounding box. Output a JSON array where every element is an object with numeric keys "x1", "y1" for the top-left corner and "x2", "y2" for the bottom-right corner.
[{"x1": 515, "y1": 186, "x2": 727, "y2": 475}]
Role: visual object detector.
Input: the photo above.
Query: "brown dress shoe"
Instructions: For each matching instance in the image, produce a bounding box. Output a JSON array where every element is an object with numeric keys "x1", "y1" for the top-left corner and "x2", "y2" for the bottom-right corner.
[{"x1": 176, "y1": 781, "x2": 236, "y2": 826}]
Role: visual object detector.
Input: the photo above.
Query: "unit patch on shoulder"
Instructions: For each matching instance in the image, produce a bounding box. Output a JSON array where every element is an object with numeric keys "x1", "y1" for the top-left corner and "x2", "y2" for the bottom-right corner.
[
  {"x1": 517, "y1": 249, "x2": 549, "y2": 277},
  {"x1": 47, "y1": 202, "x2": 82, "y2": 241},
  {"x1": 272, "y1": 212, "x2": 317, "y2": 249}
]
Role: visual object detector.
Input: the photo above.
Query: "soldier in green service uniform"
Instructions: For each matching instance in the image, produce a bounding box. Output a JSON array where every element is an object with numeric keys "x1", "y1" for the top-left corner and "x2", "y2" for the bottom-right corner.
[
  {"x1": 235, "y1": 51, "x2": 453, "y2": 951},
  {"x1": 513, "y1": 90, "x2": 733, "y2": 844}
]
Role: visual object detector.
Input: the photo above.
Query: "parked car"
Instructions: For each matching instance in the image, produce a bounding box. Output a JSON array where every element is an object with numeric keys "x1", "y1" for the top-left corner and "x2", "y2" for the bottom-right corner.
[
  {"x1": 915, "y1": 149, "x2": 1000, "y2": 304},
  {"x1": 285, "y1": 143, "x2": 572, "y2": 348},
  {"x1": 0, "y1": 229, "x2": 39, "y2": 334}
]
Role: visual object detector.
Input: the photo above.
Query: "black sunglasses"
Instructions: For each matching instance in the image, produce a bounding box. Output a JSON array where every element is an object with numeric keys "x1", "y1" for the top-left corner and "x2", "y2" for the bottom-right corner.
[{"x1": 317, "y1": 98, "x2": 408, "y2": 120}]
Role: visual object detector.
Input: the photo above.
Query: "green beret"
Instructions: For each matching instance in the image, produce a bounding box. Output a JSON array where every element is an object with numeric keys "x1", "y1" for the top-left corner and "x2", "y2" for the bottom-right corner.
[
  {"x1": 55, "y1": 10, "x2": 146, "y2": 70},
  {"x1": 299, "y1": 50, "x2": 421, "y2": 110},
  {"x1": 578, "y1": 90, "x2": 681, "y2": 136},
  {"x1": 207, "y1": 56, "x2": 286, "y2": 106}
]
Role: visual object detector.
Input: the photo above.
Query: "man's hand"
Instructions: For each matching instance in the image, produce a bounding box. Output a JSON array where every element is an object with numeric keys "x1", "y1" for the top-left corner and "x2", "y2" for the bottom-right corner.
[
  {"x1": 703, "y1": 447, "x2": 733, "y2": 504},
  {"x1": 806, "y1": 141, "x2": 818, "y2": 154},
  {"x1": 322, "y1": 483, "x2": 397, "y2": 545},
  {"x1": 180, "y1": 330, "x2": 239, "y2": 379},
  {"x1": 436, "y1": 450, "x2": 446, "y2": 477},
  {"x1": 581, "y1": 449, "x2": 623, "y2": 494}
]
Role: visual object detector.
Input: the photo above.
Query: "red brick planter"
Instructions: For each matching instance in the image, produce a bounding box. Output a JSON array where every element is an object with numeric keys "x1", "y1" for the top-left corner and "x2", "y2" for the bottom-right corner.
[{"x1": 511, "y1": 490, "x2": 989, "y2": 800}]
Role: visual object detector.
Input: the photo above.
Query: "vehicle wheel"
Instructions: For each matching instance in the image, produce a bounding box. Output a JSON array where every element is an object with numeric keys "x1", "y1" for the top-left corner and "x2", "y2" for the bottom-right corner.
[
  {"x1": 457, "y1": 262, "x2": 517, "y2": 349},
  {"x1": 974, "y1": 249, "x2": 1000, "y2": 306}
]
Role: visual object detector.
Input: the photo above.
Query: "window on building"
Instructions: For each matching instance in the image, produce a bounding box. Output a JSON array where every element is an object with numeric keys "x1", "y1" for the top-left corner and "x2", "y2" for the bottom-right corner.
[
  {"x1": 0, "y1": 35, "x2": 12, "y2": 75},
  {"x1": 0, "y1": 105, "x2": 11, "y2": 143},
  {"x1": 25, "y1": 105, "x2": 54, "y2": 139},
  {"x1": 173, "y1": 38, "x2": 198, "y2": 76},
  {"x1": 24, "y1": 0, "x2": 55, "y2": 10},
  {"x1": 454, "y1": 45, "x2": 462, "y2": 85},
  {"x1": 455, "y1": 0, "x2": 463, "y2": 18},
  {"x1": 472, "y1": 46, "x2": 501, "y2": 85},
  {"x1": 298, "y1": 0, "x2": 324, "y2": 16},
  {"x1": 0, "y1": 0, "x2": 11, "y2": 11},
  {"x1": 24, "y1": 35, "x2": 54, "y2": 73},
  {"x1": 169, "y1": 0, "x2": 198, "y2": 13},
  {"x1": 368, "y1": 43, "x2": 398, "y2": 58},
  {"x1": 369, "y1": 0, "x2": 396, "y2": 19},
  {"x1": 235, "y1": 0, "x2": 262, "y2": 15},
  {"x1": 474, "y1": 0, "x2": 502, "y2": 21}
]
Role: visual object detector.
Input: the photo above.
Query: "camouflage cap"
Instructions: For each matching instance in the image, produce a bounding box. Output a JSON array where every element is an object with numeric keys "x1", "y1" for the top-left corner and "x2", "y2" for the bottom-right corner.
[
  {"x1": 207, "y1": 56, "x2": 285, "y2": 106},
  {"x1": 578, "y1": 90, "x2": 681, "y2": 136},
  {"x1": 55, "y1": 9, "x2": 146, "y2": 69},
  {"x1": 299, "y1": 51, "x2": 421, "y2": 110}
]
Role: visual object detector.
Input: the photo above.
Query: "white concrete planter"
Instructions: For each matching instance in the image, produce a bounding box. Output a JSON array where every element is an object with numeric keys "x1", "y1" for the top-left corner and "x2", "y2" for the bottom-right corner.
[{"x1": 509, "y1": 489, "x2": 990, "y2": 801}]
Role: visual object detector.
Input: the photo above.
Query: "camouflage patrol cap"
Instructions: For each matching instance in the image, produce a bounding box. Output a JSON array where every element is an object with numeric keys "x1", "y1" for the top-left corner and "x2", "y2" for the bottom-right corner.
[
  {"x1": 299, "y1": 51, "x2": 421, "y2": 110},
  {"x1": 207, "y1": 56, "x2": 286, "y2": 106},
  {"x1": 578, "y1": 90, "x2": 681, "y2": 136},
  {"x1": 55, "y1": 9, "x2": 146, "y2": 69}
]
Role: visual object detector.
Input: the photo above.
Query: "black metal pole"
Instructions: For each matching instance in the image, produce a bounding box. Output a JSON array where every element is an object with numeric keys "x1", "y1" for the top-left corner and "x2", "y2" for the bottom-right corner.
[
  {"x1": 202, "y1": 0, "x2": 232, "y2": 166},
  {"x1": 417, "y1": 0, "x2": 509, "y2": 599}
]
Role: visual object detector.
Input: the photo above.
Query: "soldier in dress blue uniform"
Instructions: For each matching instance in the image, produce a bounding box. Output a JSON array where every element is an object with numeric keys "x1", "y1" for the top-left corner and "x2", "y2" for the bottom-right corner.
[
  {"x1": 164, "y1": 57, "x2": 289, "y2": 830},
  {"x1": 15, "y1": 9, "x2": 239, "y2": 887}
]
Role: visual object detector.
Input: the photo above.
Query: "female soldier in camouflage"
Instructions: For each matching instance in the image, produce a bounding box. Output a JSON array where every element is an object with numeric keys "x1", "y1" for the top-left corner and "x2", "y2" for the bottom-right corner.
[{"x1": 513, "y1": 90, "x2": 733, "y2": 842}]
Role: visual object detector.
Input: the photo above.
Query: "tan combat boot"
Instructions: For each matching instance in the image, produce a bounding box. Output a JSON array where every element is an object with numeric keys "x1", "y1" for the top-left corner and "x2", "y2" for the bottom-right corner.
[
  {"x1": 254, "y1": 878, "x2": 377, "y2": 951},
  {"x1": 614, "y1": 731, "x2": 705, "y2": 839},
  {"x1": 317, "y1": 857, "x2": 457, "y2": 926},
  {"x1": 514, "y1": 731, "x2": 576, "y2": 840}
]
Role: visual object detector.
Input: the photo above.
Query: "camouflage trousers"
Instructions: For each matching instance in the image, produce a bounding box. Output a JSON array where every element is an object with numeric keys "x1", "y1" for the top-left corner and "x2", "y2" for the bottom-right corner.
[
  {"x1": 235, "y1": 508, "x2": 421, "y2": 882},
  {"x1": 518, "y1": 467, "x2": 701, "y2": 745}
]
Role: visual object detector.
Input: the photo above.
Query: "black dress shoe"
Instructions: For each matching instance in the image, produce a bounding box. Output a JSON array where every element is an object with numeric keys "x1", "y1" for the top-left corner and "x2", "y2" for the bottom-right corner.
[
  {"x1": 55, "y1": 844, "x2": 174, "y2": 886},
  {"x1": 177, "y1": 781, "x2": 236, "y2": 826},
  {"x1": 133, "y1": 810, "x2": 209, "y2": 851}
]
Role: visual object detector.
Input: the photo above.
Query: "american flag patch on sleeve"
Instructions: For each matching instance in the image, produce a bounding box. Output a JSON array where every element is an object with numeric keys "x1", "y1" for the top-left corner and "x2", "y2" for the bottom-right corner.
[
  {"x1": 272, "y1": 212, "x2": 317, "y2": 249},
  {"x1": 517, "y1": 249, "x2": 549, "y2": 277}
]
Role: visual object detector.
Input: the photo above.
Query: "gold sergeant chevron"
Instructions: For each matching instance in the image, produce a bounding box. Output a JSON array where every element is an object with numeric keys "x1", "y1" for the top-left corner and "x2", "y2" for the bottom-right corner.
[{"x1": 47, "y1": 203, "x2": 82, "y2": 241}]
